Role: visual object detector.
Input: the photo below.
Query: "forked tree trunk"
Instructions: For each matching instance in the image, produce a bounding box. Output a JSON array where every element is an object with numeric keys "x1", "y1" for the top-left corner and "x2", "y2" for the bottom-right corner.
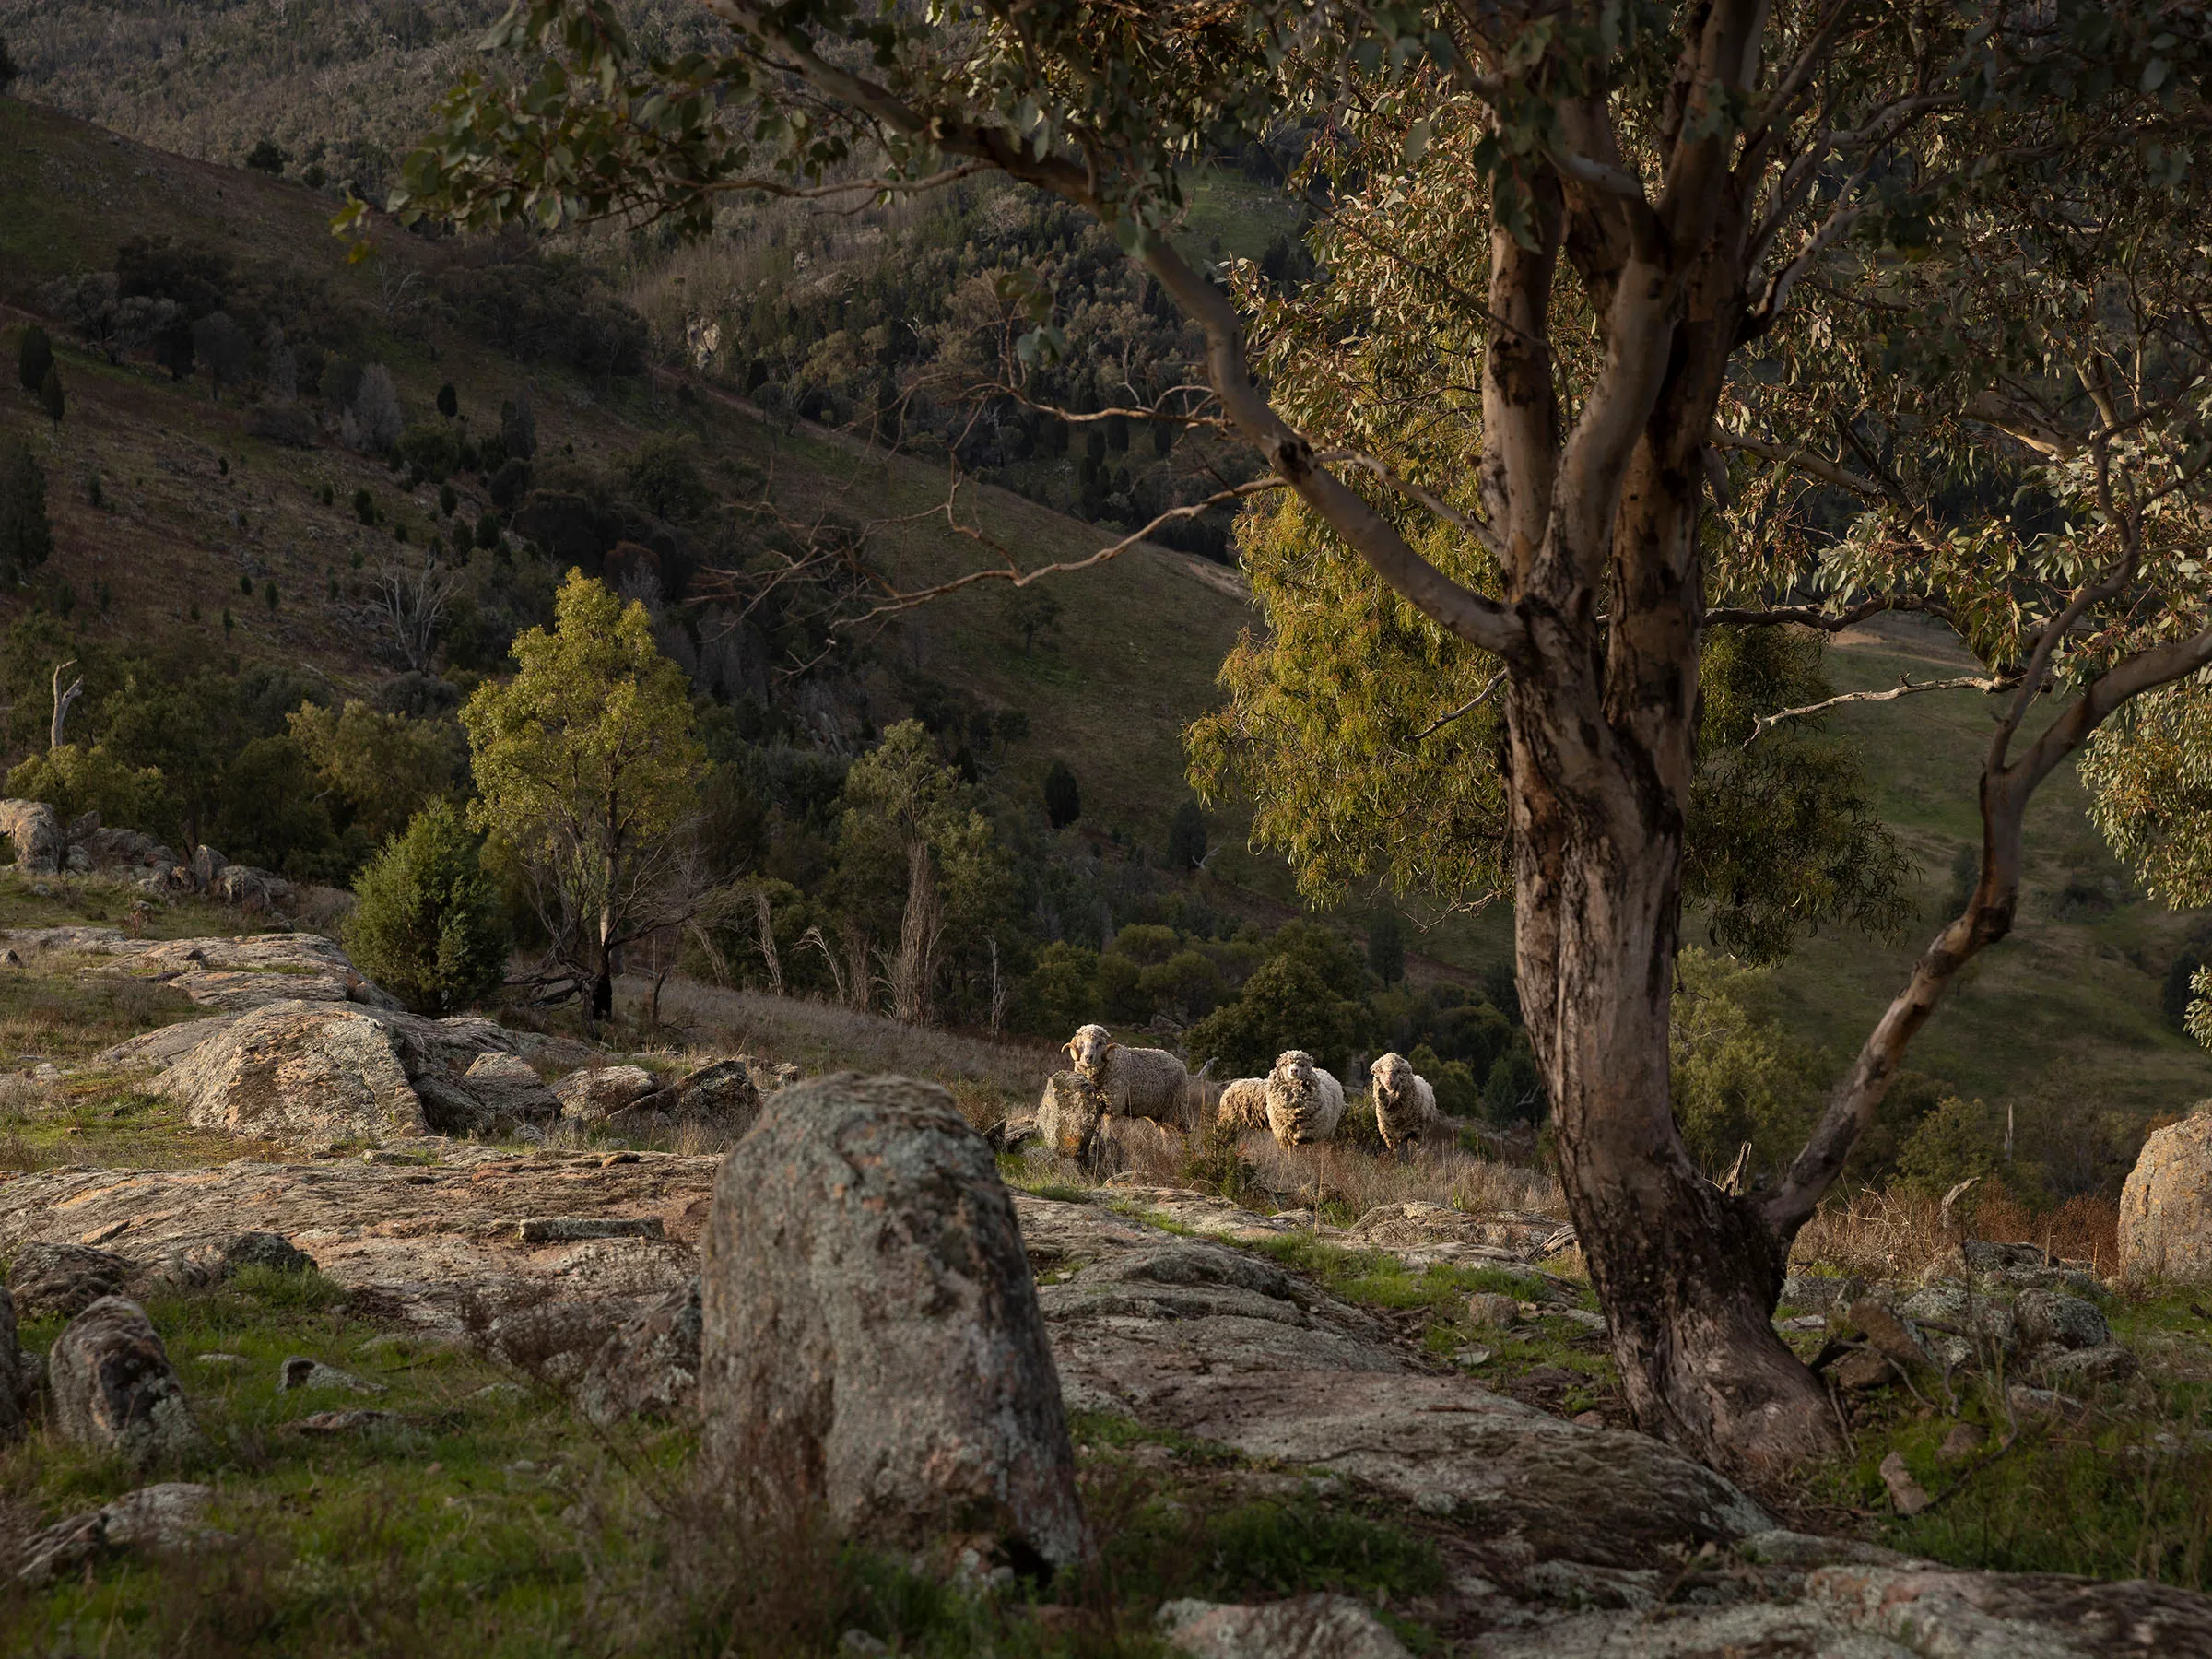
[{"x1": 1509, "y1": 697, "x2": 1838, "y2": 1477}]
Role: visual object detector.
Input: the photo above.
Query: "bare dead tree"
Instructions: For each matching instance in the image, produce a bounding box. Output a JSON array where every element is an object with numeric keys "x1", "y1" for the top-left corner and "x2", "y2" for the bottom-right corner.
[
  {"x1": 48, "y1": 660, "x2": 82, "y2": 750},
  {"x1": 754, "y1": 884, "x2": 783, "y2": 995},
  {"x1": 377, "y1": 559, "x2": 460, "y2": 673}
]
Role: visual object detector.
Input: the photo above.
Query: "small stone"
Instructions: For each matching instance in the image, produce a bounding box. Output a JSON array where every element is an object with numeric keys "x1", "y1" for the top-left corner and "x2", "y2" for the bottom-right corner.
[
  {"x1": 1775, "y1": 1314, "x2": 1826, "y2": 1332},
  {"x1": 1847, "y1": 1299, "x2": 1933, "y2": 1370},
  {"x1": 1466, "y1": 1292, "x2": 1519, "y2": 1328},
  {"x1": 1878, "y1": 1451, "x2": 1931, "y2": 1516},
  {"x1": 287, "y1": 1408, "x2": 401, "y2": 1435},
  {"x1": 49, "y1": 1298, "x2": 204, "y2": 1465},
  {"x1": 1780, "y1": 1273, "x2": 1865, "y2": 1311},
  {"x1": 601, "y1": 1151, "x2": 641, "y2": 1167},
  {"x1": 1572, "y1": 1409, "x2": 1606, "y2": 1427},
  {"x1": 838, "y1": 1633, "x2": 890, "y2": 1656},
  {"x1": 553, "y1": 1064, "x2": 658, "y2": 1123},
  {"x1": 194, "y1": 1352, "x2": 248, "y2": 1366},
  {"x1": 277, "y1": 1356, "x2": 385, "y2": 1394},
  {"x1": 2006, "y1": 1383, "x2": 2083, "y2": 1418},
  {"x1": 1413, "y1": 1488, "x2": 1456, "y2": 1516},
  {"x1": 1937, "y1": 1422, "x2": 1985, "y2": 1462},
  {"x1": 1452, "y1": 1346, "x2": 1493, "y2": 1369}
]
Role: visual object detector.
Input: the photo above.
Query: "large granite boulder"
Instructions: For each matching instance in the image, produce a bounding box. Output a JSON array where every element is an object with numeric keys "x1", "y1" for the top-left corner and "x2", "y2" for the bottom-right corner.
[
  {"x1": 553, "y1": 1064, "x2": 658, "y2": 1123},
  {"x1": 16, "y1": 1482, "x2": 222, "y2": 1588},
  {"x1": 48, "y1": 1298, "x2": 203, "y2": 1465},
  {"x1": 699, "y1": 1074, "x2": 1089, "y2": 1571},
  {"x1": 154, "y1": 1000, "x2": 550, "y2": 1145},
  {"x1": 2121, "y1": 1107, "x2": 2212, "y2": 1282},
  {"x1": 0, "y1": 799, "x2": 62, "y2": 875}
]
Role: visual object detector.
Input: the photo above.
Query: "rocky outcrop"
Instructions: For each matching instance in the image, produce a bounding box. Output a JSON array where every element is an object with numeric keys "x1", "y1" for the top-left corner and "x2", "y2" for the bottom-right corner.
[
  {"x1": 0, "y1": 799, "x2": 63, "y2": 875},
  {"x1": 153, "y1": 999, "x2": 554, "y2": 1145},
  {"x1": 2121, "y1": 1107, "x2": 2212, "y2": 1282},
  {"x1": 7, "y1": 1241, "x2": 135, "y2": 1320},
  {"x1": 0, "y1": 1152, "x2": 713, "y2": 1332},
  {"x1": 48, "y1": 1298, "x2": 203, "y2": 1465},
  {"x1": 699, "y1": 1074, "x2": 1089, "y2": 1571},
  {"x1": 552, "y1": 1064, "x2": 657, "y2": 1122}
]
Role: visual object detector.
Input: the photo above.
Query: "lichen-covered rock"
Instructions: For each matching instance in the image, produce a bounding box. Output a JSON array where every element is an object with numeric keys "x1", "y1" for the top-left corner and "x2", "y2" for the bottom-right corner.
[
  {"x1": 7, "y1": 1241, "x2": 135, "y2": 1320},
  {"x1": 48, "y1": 1298, "x2": 203, "y2": 1465},
  {"x1": 700, "y1": 1073, "x2": 1089, "y2": 1571},
  {"x1": 1897, "y1": 1284, "x2": 2018, "y2": 1369},
  {"x1": 575, "y1": 1279, "x2": 701, "y2": 1426},
  {"x1": 553, "y1": 1064, "x2": 657, "y2": 1121},
  {"x1": 1159, "y1": 1595, "x2": 1411, "y2": 1659},
  {"x1": 1035, "y1": 1070, "x2": 1106, "y2": 1165},
  {"x1": 0, "y1": 799, "x2": 62, "y2": 875},
  {"x1": 153, "y1": 999, "x2": 529, "y2": 1144},
  {"x1": 2121, "y1": 1108, "x2": 2212, "y2": 1283},
  {"x1": 2015, "y1": 1289, "x2": 2111, "y2": 1353},
  {"x1": 2039, "y1": 1344, "x2": 2138, "y2": 1386},
  {"x1": 16, "y1": 1482, "x2": 221, "y2": 1588},
  {"x1": 222, "y1": 1232, "x2": 317, "y2": 1277}
]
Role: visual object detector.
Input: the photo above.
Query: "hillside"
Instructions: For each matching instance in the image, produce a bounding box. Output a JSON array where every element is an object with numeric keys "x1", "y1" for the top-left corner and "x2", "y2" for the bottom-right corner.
[{"x1": 1, "y1": 86, "x2": 2208, "y2": 1144}]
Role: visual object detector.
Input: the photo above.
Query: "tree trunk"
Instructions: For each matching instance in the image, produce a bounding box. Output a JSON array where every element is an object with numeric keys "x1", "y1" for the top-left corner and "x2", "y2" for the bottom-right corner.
[{"x1": 1508, "y1": 682, "x2": 1839, "y2": 1481}]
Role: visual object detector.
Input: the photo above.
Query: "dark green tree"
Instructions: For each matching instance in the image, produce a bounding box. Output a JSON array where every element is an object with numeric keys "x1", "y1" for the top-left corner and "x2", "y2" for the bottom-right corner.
[
  {"x1": 436, "y1": 382, "x2": 459, "y2": 421},
  {"x1": 344, "y1": 799, "x2": 512, "y2": 1015},
  {"x1": 0, "y1": 438, "x2": 53, "y2": 581},
  {"x1": 1165, "y1": 799, "x2": 1207, "y2": 870},
  {"x1": 1367, "y1": 908, "x2": 1406, "y2": 987},
  {"x1": 1185, "y1": 954, "x2": 1361, "y2": 1078},
  {"x1": 38, "y1": 363, "x2": 63, "y2": 425},
  {"x1": 1042, "y1": 759, "x2": 1080, "y2": 829},
  {"x1": 0, "y1": 36, "x2": 18, "y2": 95},
  {"x1": 17, "y1": 324, "x2": 52, "y2": 393},
  {"x1": 243, "y1": 138, "x2": 287, "y2": 175}
]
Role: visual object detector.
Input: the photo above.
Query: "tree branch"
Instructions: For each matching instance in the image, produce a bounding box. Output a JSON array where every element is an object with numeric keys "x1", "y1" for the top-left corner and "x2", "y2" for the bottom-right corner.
[
  {"x1": 1409, "y1": 669, "x2": 1508, "y2": 742},
  {"x1": 1744, "y1": 673, "x2": 2009, "y2": 744}
]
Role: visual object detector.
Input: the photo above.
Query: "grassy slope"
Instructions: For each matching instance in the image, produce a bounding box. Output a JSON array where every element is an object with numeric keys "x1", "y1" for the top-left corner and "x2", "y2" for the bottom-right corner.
[{"x1": 3, "y1": 92, "x2": 2206, "y2": 1128}]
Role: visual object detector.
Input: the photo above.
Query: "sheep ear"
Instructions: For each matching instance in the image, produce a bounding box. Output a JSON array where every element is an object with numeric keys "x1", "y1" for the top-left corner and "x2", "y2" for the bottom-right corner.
[{"x1": 1105, "y1": 1041, "x2": 1122, "y2": 1053}]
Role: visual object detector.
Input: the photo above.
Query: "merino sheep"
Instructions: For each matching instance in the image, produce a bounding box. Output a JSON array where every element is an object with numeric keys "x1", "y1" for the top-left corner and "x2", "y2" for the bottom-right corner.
[
  {"x1": 1215, "y1": 1077, "x2": 1269, "y2": 1133},
  {"x1": 1036, "y1": 1069, "x2": 1107, "y2": 1166},
  {"x1": 1265, "y1": 1050, "x2": 1346, "y2": 1147},
  {"x1": 1370, "y1": 1052, "x2": 1438, "y2": 1158},
  {"x1": 1065, "y1": 1023, "x2": 1191, "y2": 1126}
]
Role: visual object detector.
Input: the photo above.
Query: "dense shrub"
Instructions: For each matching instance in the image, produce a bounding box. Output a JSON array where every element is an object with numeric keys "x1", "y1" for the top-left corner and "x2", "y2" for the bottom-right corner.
[
  {"x1": 437, "y1": 246, "x2": 647, "y2": 378},
  {"x1": 1043, "y1": 759, "x2": 1081, "y2": 828},
  {"x1": 1185, "y1": 953, "x2": 1362, "y2": 1077},
  {"x1": 344, "y1": 800, "x2": 511, "y2": 1015},
  {"x1": 4, "y1": 744, "x2": 167, "y2": 831},
  {"x1": 0, "y1": 437, "x2": 53, "y2": 580}
]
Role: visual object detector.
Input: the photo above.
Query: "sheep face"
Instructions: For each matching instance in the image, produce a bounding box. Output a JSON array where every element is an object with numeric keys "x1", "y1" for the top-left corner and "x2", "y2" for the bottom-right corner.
[
  {"x1": 1271, "y1": 1050, "x2": 1317, "y2": 1087},
  {"x1": 1065, "y1": 1023, "x2": 1114, "y2": 1077},
  {"x1": 1371, "y1": 1053, "x2": 1412, "y2": 1095}
]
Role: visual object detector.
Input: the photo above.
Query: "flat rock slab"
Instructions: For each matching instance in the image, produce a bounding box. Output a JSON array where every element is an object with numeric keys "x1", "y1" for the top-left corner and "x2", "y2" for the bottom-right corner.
[
  {"x1": 517, "y1": 1218, "x2": 665, "y2": 1242},
  {"x1": 0, "y1": 1153, "x2": 717, "y2": 1330}
]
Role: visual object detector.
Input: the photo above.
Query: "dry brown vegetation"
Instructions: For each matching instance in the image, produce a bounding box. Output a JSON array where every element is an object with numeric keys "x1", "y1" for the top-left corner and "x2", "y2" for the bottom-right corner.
[{"x1": 1790, "y1": 1184, "x2": 2124, "y2": 1281}]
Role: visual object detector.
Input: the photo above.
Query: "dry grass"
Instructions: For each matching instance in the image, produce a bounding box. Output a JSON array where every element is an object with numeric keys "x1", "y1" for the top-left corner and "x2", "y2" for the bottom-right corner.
[
  {"x1": 1082, "y1": 1116, "x2": 1563, "y2": 1221},
  {"x1": 634, "y1": 979, "x2": 1056, "y2": 1106},
  {"x1": 1791, "y1": 1184, "x2": 2124, "y2": 1280}
]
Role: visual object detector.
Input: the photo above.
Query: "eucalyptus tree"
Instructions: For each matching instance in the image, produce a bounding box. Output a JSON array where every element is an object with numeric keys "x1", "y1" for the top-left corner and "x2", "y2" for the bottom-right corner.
[{"x1": 390, "y1": 0, "x2": 2212, "y2": 1476}]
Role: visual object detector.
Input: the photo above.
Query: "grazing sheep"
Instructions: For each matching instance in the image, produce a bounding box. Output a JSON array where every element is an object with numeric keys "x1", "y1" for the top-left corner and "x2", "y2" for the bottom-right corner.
[
  {"x1": 1035, "y1": 1069, "x2": 1107, "y2": 1166},
  {"x1": 1265, "y1": 1050, "x2": 1346, "y2": 1147},
  {"x1": 1215, "y1": 1077, "x2": 1269, "y2": 1133},
  {"x1": 1370, "y1": 1052, "x2": 1438, "y2": 1158},
  {"x1": 1065, "y1": 1023, "x2": 1191, "y2": 1126}
]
